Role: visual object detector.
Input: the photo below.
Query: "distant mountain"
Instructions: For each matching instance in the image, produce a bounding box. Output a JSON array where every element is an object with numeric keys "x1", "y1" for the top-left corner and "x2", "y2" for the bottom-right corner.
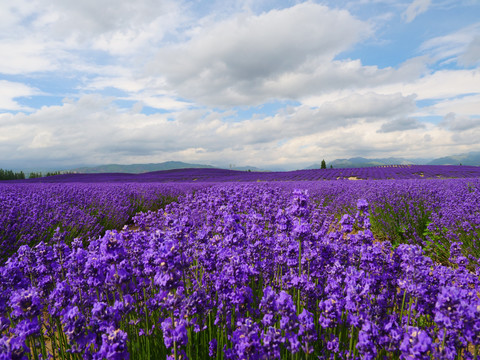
[
  {"x1": 427, "y1": 151, "x2": 480, "y2": 166},
  {"x1": 69, "y1": 161, "x2": 216, "y2": 174},
  {"x1": 65, "y1": 152, "x2": 480, "y2": 174},
  {"x1": 308, "y1": 157, "x2": 418, "y2": 169},
  {"x1": 306, "y1": 152, "x2": 480, "y2": 169},
  {"x1": 68, "y1": 161, "x2": 271, "y2": 174}
]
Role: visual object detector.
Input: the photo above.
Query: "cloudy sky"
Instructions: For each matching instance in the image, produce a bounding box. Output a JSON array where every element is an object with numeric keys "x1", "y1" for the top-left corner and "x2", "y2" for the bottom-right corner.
[{"x1": 1, "y1": 0, "x2": 479, "y2": 170}]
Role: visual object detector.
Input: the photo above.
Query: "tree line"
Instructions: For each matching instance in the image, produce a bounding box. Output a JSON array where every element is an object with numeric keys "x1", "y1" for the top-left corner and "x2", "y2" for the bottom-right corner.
[
  {"x1": 320, "y1": 159, "x2": 333, "y2": 169},
  {"x1": 0, "y1": 169, "x2": 64, "y2": 180},
  {"x1": 0, "y1": 169, "x2": 25, "y2": 180}
]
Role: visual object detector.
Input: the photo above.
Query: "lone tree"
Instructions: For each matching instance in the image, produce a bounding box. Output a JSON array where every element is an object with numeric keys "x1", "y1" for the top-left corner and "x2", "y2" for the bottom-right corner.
[{"x1": 321, "y1": 159, "x2": 327, "y2": 169}]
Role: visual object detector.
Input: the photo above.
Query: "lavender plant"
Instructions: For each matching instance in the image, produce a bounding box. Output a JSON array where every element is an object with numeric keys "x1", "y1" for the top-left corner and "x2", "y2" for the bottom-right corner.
[
  {"x1": 0, "y1": 183, "x2": 205, "y2": 261},
  {"x1": 1, "y1": 184, "x2": 479, "y2": 359}
]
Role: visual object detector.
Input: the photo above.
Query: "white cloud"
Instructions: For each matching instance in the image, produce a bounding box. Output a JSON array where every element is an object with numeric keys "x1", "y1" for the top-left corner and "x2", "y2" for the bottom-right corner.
[
  {"x1": 0, "y1": 40, "x2": 61, "y2": 74},
  {"x1": 377, "y1": 117, "x2": 425, "y2": 133},
  {"x1": 140, "y1": 96, "x2": 192, "y2": 111},
  {"x1": 0, "y1": 80, "x2": 39, "y2": 111},
  {"x1": 450, "y1": 128, "x2": 480, "y2": 146},
  {"x1": 420, "y1": 94, "x2": 480, "y2": 117},
  {"x1": 276, "y1": 56, "x2": 429, "y2": 107},
  {"x1": 329, "y1": 68, "x2": 480, "y2": 104},
  {"x1": 85, "y1": 74, "x2": 149, "y2": 94},
  {"x1": 0, "y1": 91, "x2": 422, "y2": 164},
  {"x1": 439, "y1": 112, "x2": 480, "y2": 131},
  {"x1": 459, "y1": 35, "x2": 480, "y2": 67},
  {"x1": 147, "y1": 3, "x2": 372, "y2": 107},
  {"x1": 403, "y1": 0, "x2": 431, "y2": 23},
  {"x1": 84, "y1": 73, "x2": 192, "y2": 111},
  {"x1": 239, "y1": 120, "x2": 453, "y2": 166},
  {"x1": 0, "y1": 0, "x2": 186, "y2": 77},
  {"x1": 420, "y1": 22, "x2": 480, "y2": 66},
  {"x1": 302, "y1": 66, "x2": 480, "y2": 127},
  {"x1": 30, "y1": 131, "x2": 55, "y2": 149},
  {"x1": 27, "y1": 0, "x2": 184, "y2": 44},
  {"x1": 1, "y1": 1, "x2": 480, "y2": 169},
  {"x1": 0, "y1": 91, "x2": 476, "y2": 169},
  {"x1": 396, "y1": 69, "x2": 480, "y2": 100},
  {"x1": 315, "y1": 92, "x2": 416, "y2": 120}
]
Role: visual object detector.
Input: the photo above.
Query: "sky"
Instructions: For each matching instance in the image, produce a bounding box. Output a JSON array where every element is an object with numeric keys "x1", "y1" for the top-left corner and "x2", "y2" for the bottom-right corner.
[{"x1": 0, "y1": 0, "x2": 479, "y2": 171}]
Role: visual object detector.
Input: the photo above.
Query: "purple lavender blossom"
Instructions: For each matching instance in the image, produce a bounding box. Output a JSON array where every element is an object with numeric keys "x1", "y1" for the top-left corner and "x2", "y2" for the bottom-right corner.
[
  {"x1": 298, "y1": 308, "x2": 317, "y2": 354},
  {"x1": 0, "y1": 334, "x2": 29, "y2": 360},
  {"x1": 9, "y1": 287, "x2": 42, "y2": 319},
  {"x1": 95, "y1": 328, "x2": 129, "y2": 360},
  {"x1": 1, "y1": 180, "x2": 480, "y2": 359},
  {"x1": 231, "y1": 318, "x2": 265, "y2": 360},
  {"x1": 209, "y1": 338, "x2": 217, "y2": 357},
  {"x1": 400, "y1": 326, "x2": 432, "y2": 359}
]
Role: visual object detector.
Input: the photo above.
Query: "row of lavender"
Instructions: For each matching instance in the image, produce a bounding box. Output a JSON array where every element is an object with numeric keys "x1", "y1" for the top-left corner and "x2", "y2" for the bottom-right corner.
[
  {"x1": 18, "y1": 165, "x2": 480, "y2": 183},
  {"x1": 0, "y1": 183, "x2": 207, "y2": 261},
  {"x1": 2, "y1": 178, "x2": 479, "y2": 266},
  {"x1": 298, "y1": 178, "x2": 480, "y2": 265},
  {"x1": 1, "y1": 180, "x2": 480, "y2": 359},
  {"x1": 267, "y1": 165, "x2": 480, "y2": 182}
]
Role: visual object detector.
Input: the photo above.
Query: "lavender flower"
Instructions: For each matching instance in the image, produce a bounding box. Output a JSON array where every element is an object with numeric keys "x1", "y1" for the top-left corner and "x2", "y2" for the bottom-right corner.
[
  {"x1": 9, "y1": 287, "x2": 42, "y2": 319},
  {"x1": 96, "y1": 328, "x2": 129, "y2": 360},
  {"x1": 209, "y1": 338, "x2": 217, "y2": 357},
  {"x1": 231, "y1": 318, "x2": 265, "y2": 360},
  {"x1": 400, "y1": 326, "x2": 432, "y2": 359}
]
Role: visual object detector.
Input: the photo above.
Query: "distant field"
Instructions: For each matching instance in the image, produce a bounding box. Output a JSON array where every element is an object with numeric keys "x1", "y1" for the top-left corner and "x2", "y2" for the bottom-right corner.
[
  {"x1": 1, "y1": 168, "x2": 479, "y2": 359},
  {"x1": 11, "y1": 164, "x2": 480, "y2": 183}
]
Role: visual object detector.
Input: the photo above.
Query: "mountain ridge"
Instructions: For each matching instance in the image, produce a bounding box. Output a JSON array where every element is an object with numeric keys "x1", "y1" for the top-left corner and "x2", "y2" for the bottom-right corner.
[
  {"x1": 68, "y1": 161, "x2": 268, "y2": 174},
  {"x1": 69, "y1": 161, "x2": 216, "y2": 174},
  {"x1": 307, "y1": 151, "x2": 480, "y2": 169},
  {"x1": 58, "y1": 151, "x2": 480, "y2": 174}
]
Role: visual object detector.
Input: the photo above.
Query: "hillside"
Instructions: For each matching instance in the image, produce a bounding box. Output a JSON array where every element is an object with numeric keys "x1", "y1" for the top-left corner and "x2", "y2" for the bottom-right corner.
[
  {"x1": 307, "y1": 152, "x2": 480, "y2": 169},
  {"x1": 69, "y1": 161, "x2": 216, "y2": 174},
  {"x1": 427, "y1": 151, "x2": 480, "y2": 166}
]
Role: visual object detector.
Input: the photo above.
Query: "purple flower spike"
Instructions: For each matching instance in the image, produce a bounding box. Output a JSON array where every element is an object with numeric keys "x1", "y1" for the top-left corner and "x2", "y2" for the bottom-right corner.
[
  {"x1": 287, "y1": 189, "x2": 310, "y2": 218},
  {"x1": 261, "y1": 327, "x2": 284, "y2": 359},
  {"x1": 209, "y1": 338, "x2": 217, "y2": 357},
  {"x1": 357, "y1": 199, "x2": 369, "y2": 212},
  {"x1": 0, "y1": 334, "x2": 29, "y2": 360},
  {"x1": 9, "y1": 287, "x2": 43, "y2": 319},
  {"x1": 0, "y1": 317, "x2": 10, "y2": 332},
  {"x1": 231, "y1": 318, "x2": 265, "y2": 360},
  {"x1": 96, "y1": 328, "x2": 129, "y2": 360},
  {"x1": 298, "y1": 309, "x2": 317, "y2": 354},
  {"x1": 161, "y1": 317, "x2": 189, "y2": 349},
  {"x1": 356, "y1": 320, "x2": 379, "y2": 360},
  {"x1": 13, "y1": 318, "x2": 41, "y2": 338},
  {"x1": 100, "y1": 231, "x2": 127, "y2": 263},
  {"x1": 400, "y1": 326, "x2": 432, "y2": 359}
]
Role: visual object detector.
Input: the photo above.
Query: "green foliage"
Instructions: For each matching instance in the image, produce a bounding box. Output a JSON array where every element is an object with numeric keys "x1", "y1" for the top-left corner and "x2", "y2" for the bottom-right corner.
[
  {"x1": 423, "y1": 224, "x2": 451, "y2": 265},
  {"x1": 369, "y1": 199, "x2": 432, "y2": 249},
  {"x1": 321, "y1": 159, "x2": 327, "y2": 169},
  {"x1": 0, "y1": 168, "x2": 25, "y2": 180},
  {"x1": 0, "y1": 169, "x2": 65, "y2": 180},
  {"x1": 130, "y1": 194, "x2": 178, "y2": 216},
  {"x1": 28, "y1": 170, "x2": 63, "y2": 178},
  {"x1": 28, "y1": 172, "x2": 43, "y2": 179},
  {"x1": 424, "y1": 222, "x2": 480, "y2": 268}
]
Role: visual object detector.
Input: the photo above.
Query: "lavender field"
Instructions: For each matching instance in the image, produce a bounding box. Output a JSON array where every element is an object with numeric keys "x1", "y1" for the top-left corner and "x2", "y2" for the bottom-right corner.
[
  {"x1": 17, "y1": 165, "x2": 480, "y2": 183},
  {"x1": 1, "y1": 166, "x2": 480, "y2": 359}
]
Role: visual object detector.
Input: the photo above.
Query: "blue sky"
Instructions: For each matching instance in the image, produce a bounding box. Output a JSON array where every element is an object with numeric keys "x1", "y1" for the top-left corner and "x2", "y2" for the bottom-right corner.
[{"x1": 0, "y1": 0, "x2": 479, "y2": 170}]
